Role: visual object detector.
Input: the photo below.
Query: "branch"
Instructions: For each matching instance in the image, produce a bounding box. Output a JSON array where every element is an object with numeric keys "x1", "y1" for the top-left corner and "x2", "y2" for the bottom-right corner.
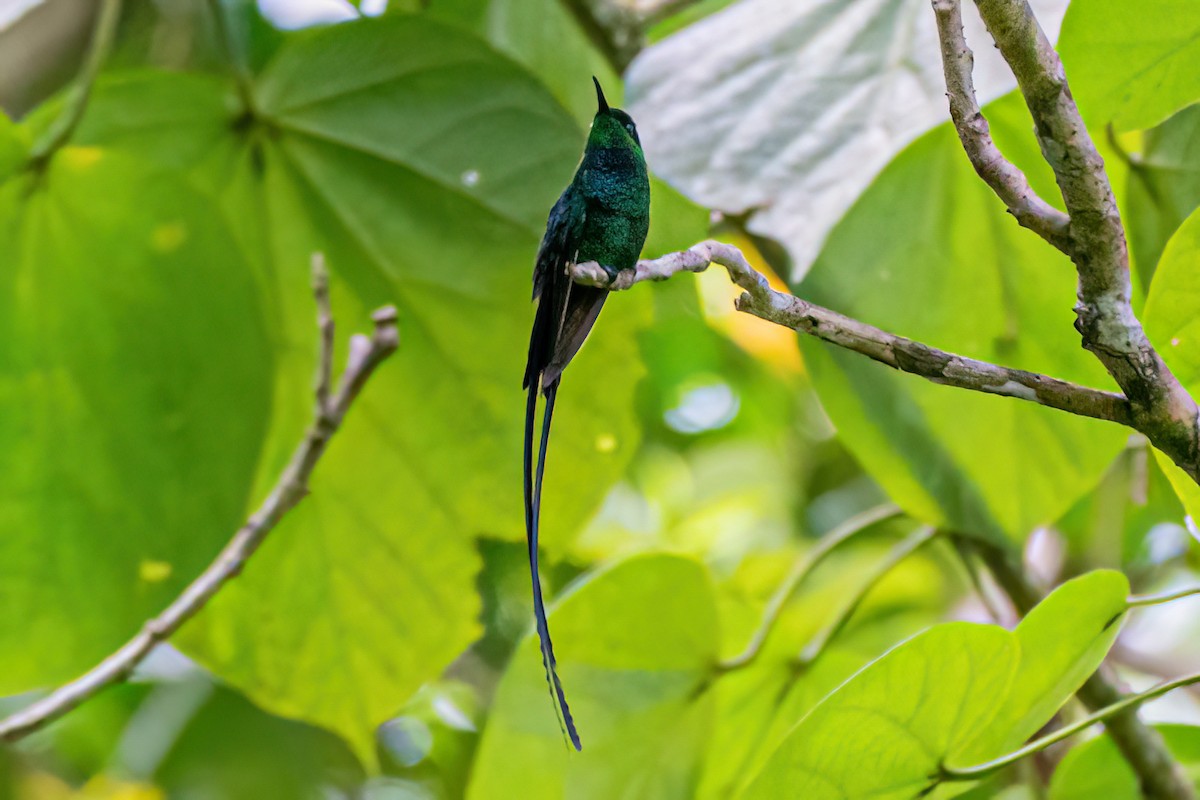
[
  {"x1": 715, "y1": 503, "x2": 903, "y2": 673},
  {"x1": 0, "y1": 255, "x2": 399, "y2": 743},
  {"x1": 970, "y1": 0, "x2": 1200, "y2": 484},
  {"x1": 574, "y1": 242, "x2": 1133, "y2": 426},
  {"x1": 28, "y1": 0, "x2": 121, "y2": 167},
  {"x1": 930, "y1": 0, "x2": 1071, "y2": 252},
  {"x1": 970, "y1": 538, "x2": 1195, "y2": 800},
  {"x1": 794, "y1": 526, "x2": 939, "y2": 671},
  {"x1": 940, "y1": 666, "x2": 1200, "y2": 782}
]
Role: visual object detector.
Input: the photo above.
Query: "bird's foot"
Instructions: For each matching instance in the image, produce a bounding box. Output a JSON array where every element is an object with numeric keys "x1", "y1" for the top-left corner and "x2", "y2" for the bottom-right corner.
[{"x1": 601, "y1": 264, "x2": 637, "y2": 291}]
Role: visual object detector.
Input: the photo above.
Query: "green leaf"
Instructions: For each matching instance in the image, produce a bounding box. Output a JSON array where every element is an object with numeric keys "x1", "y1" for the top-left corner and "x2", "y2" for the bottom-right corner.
[
  {"x1": 798, "y1": 92, "x2": 1126, "y2": 542},
  {"x1": 1144, "y1": 206, "x2": 1200, "y2": 514},
  {"x1": 52, "y1": 17, "x2": 652, "y2": 757},
  {"x1": 742, "y1": 570, "x2": 1128, "y2": 799},
  {"x1": 1049, "y1": 724, "x2": 1200, "y2": 799},
  {"x1": 0, "y1": 148, "x2": 272, "y2": 691},
  {"x1": 466, "y1": 553, "x2": 719, "y2": 799},
  {"x1": 1126, "y1": 105, "x2": 1200, "y2": 287},
  {"x1": 1059, "y1": 0, "x2": 1200, "y2": 132},
  {"x1": 957, "y1": 570, "x2": 1129, "y2": 762},
  {"x1": 742, "y1": 623, "x2": 1017, "y2": 799}
]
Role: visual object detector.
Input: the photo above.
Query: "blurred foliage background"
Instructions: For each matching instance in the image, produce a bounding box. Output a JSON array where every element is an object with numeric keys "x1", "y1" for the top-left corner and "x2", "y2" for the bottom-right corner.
[{"x1": 2, "y1": 0, "x2": 1200, "y2": 797}]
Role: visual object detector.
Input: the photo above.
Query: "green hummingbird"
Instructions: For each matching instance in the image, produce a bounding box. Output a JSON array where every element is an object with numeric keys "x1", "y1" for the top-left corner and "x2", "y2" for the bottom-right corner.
[{"x1": 522, "y1": 77, "x2": 650, "y2": 751}]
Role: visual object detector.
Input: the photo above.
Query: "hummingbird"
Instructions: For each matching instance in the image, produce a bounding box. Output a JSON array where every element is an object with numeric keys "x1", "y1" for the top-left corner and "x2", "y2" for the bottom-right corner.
[{"x1": 522, "y1": 77, "x2": 650, "y2": 751}]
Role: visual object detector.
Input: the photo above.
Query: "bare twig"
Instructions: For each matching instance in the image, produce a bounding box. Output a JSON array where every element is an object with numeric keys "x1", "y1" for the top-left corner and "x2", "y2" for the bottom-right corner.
[
  {"x1": 930, "y1": 0, "x2": 1071, "y2": 251},
  {"x1": 715, "y1": 503, "x2": 903, "y2": 673},
  {"x1": 574, "y1": 242, "x2": 1133, "y2": 426},
  {"x1": 971, "y1": 0, "x2": 1200, "y2": 488},
  {"x1": 0, "y1": 256, "x2": 399, "y2": 743}
]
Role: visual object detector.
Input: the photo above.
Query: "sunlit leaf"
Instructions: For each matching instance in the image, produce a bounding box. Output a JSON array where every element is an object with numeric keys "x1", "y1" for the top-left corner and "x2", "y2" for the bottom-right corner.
[
  {"x1": 743, "y1": 571, "x2": 1127, "y2": 798},
  {"x1": 1143, "y1": 207, "x2": 1200, "y2": 517},
  {"x1": 0, "y1": 150, "x2": 272, "y2": 691},
  {"x1": 742, "y1": 623, "x2": 1016, "y2": 799},
  {"x1": 1059, "y1": 0, "x2": 1200, "y2": 132},
  {"x1": 957, "y1": 570, "x2": 1128, "y2": 762}
]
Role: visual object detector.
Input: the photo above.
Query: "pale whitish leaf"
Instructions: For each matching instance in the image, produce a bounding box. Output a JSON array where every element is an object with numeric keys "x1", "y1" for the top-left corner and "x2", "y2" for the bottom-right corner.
[{"x1": 626, "y1": 0, "x2": 1068, "y2": 279}]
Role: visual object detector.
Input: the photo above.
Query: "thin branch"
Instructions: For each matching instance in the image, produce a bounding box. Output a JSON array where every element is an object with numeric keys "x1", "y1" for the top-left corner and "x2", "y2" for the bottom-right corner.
[
  {"x1": 940, "y1": 667, "x2": 1200, "y2": 782},
  {"x1": 715, "y1": 503, "x2": 903, "y2": 673},
  {"x1": 971, "y1": 538, "x2": 1195, "y2": 800},
  {"x1": 971, "y1": 0, "x2": 1200, "y2": 486},
  {"x1": 930, "y1": 0, "x2": 1071, "y2": 252},
  {"x1": 312, "y1": 253, "x2": 335, "y2": 416},
  {"x1": 574, "y1": 242, "x2": 1133, "y2": 426},
  {"x1": 795, "y1": 526, "x2": 940, "y2": 671},
  {"x1": 0, "y1": 256, "x2": 399, "y2": 743},
  {"x1": 1128, "y1": 585, "x2": 1200, "y2": 608},
  {"x1": 28, "y1": 0, "x2": 122, "y2": 166}
]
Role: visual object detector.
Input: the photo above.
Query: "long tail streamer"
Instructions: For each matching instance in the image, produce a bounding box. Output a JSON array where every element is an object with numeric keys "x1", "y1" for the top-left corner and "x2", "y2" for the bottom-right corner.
[{"x1": 524, "y1": 384, "x2": 581, "y2": 751}]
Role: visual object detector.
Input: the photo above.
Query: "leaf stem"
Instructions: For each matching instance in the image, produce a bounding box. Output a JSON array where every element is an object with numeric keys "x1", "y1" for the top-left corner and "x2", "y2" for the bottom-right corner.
[
  {"x1": 940, "y1": 668, "x2": 1200, "y2": 782},
  {"x1": 794, "y1": 525, "x2": 939, "y2": 671},
  {"x1": 1128, "y1": 586, "x2": 1200, "y2": 608},
  {"x1": 28, "y1": 0, "x2": 122, "y2": 166},
  {"x1": 206, "y1": 0, "x2": 256, "y2": 115},
  {"x1": 713, "y1": 504, "x2": 902, "y2": 673}
]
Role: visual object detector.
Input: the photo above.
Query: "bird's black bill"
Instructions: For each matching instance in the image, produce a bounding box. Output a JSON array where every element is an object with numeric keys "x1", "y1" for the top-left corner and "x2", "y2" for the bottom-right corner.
[
  {"x1": 524, "y1": 384, "x2": 582, "y2": 751},
  {"x1": 593, "y1": 76, "x2": 609, "y2": 114}
]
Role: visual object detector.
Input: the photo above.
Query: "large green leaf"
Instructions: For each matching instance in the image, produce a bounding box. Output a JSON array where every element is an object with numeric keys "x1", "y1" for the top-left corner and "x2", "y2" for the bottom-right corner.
[
  {"x1": 799, "y1": 92, "x2": 1125, "y2": 541},
  {"x1": 466, "y1": 553, "x2": 719, "y2": 799},
  {"x1": 957, "y1": 570, "x2": 1128, "y2": 762},
  {"x1": 0, "y1": 148, "x2": 272, "y2": 691},
  {"x1": 1143, "y1": 207, "x2": 1200, "y2": 515},
  {"x1": 742, "y1": 571, "x2": 1127, "y2": 799},
  {"x1": 1059, "y1": 0, "x2": 1200, "y2": 132},
  {"x1": 742, "y1": 623, "x2": 1016, "y2": 799},
  {"x1": 51, "y1": 17, "x2": 655, "y2": 756},
  {"x1": 1049, "y1": 724, "x2": 1200, "y2": 799}
]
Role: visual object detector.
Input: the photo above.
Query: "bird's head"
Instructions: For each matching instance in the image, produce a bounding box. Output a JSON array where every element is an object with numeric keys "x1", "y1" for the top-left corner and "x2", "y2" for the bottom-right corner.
[{"x1": 588, "y1": 77, "x2": 642, "y2": 149}]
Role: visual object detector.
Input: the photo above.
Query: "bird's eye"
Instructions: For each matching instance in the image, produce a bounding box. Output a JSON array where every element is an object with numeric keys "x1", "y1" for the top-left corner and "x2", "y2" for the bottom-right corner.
[{"x1": 626, "y1": 123, "x2": 635, "y2": 133}]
